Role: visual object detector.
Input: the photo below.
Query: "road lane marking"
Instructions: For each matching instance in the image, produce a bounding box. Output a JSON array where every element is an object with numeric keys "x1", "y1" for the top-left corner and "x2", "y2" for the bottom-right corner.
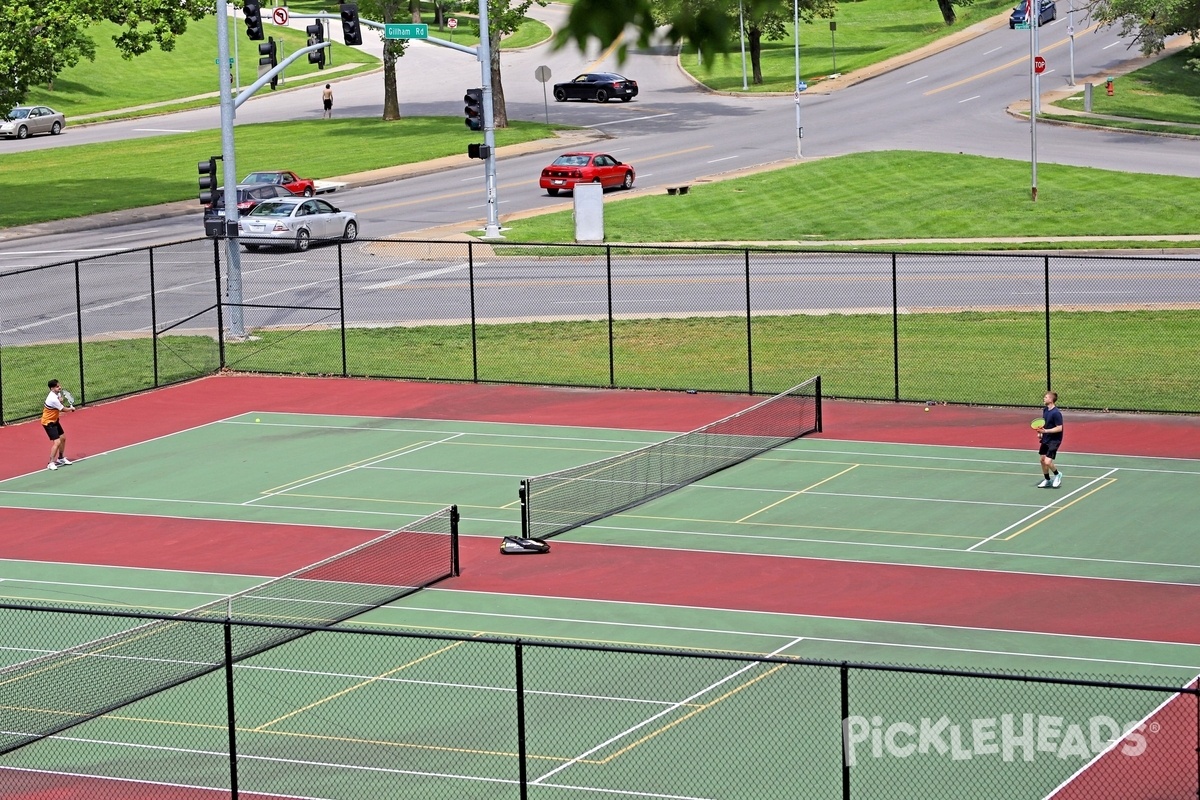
[
  {"x1": 924, "y1": 23, "x2": 1102, "y2": 95},
  {"x1": 959, "y1": 95, "x2": 981, "y2": 103},
  {"x1": 906, "y1": 75, "x2": 928, "y2": 84},
  {"x1": 586, "y1": 113, "x2": 675, "y2": 127}
]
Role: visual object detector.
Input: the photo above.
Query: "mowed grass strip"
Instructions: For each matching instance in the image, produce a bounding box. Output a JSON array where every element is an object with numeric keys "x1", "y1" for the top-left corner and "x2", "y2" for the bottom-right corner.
[
  {"x1": 679, "y1": 0, "x2": 1017, "y2": 93},
  {"x1": 1052, "y1": 45, "x2": 1200, "y2": 126},
  {"x1": 22, "y1": 19, "x2": 378, "y2": 118},
  {"x1": 502, "y1": 151, "x2": 1200, "y2": 243},
  {"x1": 2, "y1": 118, "x2": 563, "y2": 226},
  {"x1": 5, "y1": 310, "x2": 1196, "y2": 422}
]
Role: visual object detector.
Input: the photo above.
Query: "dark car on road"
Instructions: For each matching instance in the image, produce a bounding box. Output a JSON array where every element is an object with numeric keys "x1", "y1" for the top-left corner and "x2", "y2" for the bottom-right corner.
[
  {"x1": 1010, "y1": 0, "x2": 1056, "y2": 27},
  {"x1": 203, "y1": 184, "x2": 298, "y2": 220},
  {"x1": 552, "y1": 73, "x2": 639, "y2": 103}
]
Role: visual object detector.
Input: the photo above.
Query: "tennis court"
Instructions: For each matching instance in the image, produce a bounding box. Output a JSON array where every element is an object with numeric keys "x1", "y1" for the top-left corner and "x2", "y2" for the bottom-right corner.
[{"x1": 0, "y1": 376, "x2": 1197, "y2": 799}]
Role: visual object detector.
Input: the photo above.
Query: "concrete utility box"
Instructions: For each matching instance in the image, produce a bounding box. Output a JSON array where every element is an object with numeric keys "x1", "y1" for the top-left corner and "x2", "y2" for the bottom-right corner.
[{"x1": 573, "y1": 183, "x2": 604, "y2": 242}]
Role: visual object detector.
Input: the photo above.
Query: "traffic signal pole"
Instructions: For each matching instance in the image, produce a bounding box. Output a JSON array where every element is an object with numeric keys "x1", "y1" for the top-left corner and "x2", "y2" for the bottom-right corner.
[
  {"x1": 216, "y1": 2, "x2": 246, "y2": 339},
  {"x1": 476, "y1": 0, "x2": 502, "y2": 239}
]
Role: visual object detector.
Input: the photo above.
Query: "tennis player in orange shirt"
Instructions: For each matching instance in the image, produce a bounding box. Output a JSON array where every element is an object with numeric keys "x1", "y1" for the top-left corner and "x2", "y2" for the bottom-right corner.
[{"x1": 41, "y1": 379, "x2": 75, "y2": 471}]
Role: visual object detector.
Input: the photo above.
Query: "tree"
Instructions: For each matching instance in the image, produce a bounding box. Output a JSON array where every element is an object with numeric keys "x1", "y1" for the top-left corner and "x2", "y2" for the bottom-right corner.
[
  {"x1": 0, "y1": 0, "x2": 208, "y2": 111},
  {"x1": 470, "y1": 0, "x2": 547, "y2": 128},
  {"x1": 356, "y1": 0, "x2": 410, "y2": 120},
  {"x1": 1084, "y1": 0, "x2": 1200, "y2": 54},
  {"x1": 650, "y1": 0, "x2": 832, "y2": 81}
]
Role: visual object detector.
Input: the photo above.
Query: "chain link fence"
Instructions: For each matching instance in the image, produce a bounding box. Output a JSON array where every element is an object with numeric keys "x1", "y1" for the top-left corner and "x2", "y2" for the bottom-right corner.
[
  {"x1": 3, "y1": 238, "x2": 1197, "y2": 423},
  {"x1": 0, "y1": 602, "x2": 1194, "y2": 799}
]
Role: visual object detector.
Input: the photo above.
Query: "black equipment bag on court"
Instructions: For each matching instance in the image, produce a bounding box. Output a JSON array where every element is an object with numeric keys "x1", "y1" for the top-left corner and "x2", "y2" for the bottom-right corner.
[{"x1": 501, "y1": 536, "x2": 550, "y2": 555}]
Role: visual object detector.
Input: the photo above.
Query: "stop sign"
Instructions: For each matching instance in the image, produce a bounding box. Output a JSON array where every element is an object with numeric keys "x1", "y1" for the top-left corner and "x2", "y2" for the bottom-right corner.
[{"x1": 1033, "y1": 56, "x2": 1047, "y2": 74}]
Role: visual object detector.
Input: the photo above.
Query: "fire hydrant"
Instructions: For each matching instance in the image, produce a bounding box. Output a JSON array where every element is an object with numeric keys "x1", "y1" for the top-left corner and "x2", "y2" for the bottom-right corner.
[{"x1": 1106, "y1": 77, "x2": 1114, "y2": 96}]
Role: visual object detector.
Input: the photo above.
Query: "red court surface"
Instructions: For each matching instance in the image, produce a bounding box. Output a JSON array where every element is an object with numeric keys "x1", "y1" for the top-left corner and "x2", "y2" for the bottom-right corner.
[{"x1": 1, "y1": 375, "x2": 1198, "y2": 644}]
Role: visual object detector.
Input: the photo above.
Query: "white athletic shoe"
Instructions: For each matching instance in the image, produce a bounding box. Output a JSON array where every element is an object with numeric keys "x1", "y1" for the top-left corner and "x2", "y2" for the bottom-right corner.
[
  {"x1": 1037, "y1": 478, "x2": 1050, "y2": 488},
  {"x1": 1052, "y1": 473, "x2": 1062, "y2": 488},
  {"x1": 47, "y1": 461, "x2": 58, "y2": 471},
  {"x1": 56, "y1": 457, "x2": 72, "y2": 466}
]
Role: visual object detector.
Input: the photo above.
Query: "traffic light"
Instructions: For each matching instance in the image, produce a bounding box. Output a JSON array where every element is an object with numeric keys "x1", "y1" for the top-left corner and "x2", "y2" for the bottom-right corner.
[
  {"x1": 258, "y1": 37, "x2": 278, "y2": 90},
  {"x1": 243, "y1": 0, "x2": 264, "y2": 41},
  {"x1": 467, "y1": 143, "x2": 491, "y2": 160},
  {"x1": 464, "y1": 88, "x2": 483, "y2": 131},
  {"x1": 197, "y1": 156, "x2": 220, "y2": 205},
  {"x1": 340, "y1": 3, "x2": 363, "y2": 46},
  {"x1": 306, "y1": 23, "x2": 326, "y2": 68}
]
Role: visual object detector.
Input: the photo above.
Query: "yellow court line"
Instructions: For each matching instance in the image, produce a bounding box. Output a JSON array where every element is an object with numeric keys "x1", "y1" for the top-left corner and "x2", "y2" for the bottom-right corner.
[
  {"x1": 736, "y1": 465, "x2": 860, "y2": 523},
  {"x1": 260, "y1": 442, "x2": 434, "y2": 494},
  {"x1": 252, "y1": 639, "x2": 470, "y2": 732},
  {"x1": 1002, "y1": 478, "x2": 1118, "y2": 541},
  {"x1": 597, "y1": 663, "x2": 787, "y2": 764},
  {"x1": 924, "y1": 23, "x2": 1102, "y2": 96}
]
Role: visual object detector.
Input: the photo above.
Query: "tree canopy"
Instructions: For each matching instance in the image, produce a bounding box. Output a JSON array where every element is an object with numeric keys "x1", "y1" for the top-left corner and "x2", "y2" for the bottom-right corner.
[{"x1": 1, "y1": 0, "x2": 209, "y2": 110}]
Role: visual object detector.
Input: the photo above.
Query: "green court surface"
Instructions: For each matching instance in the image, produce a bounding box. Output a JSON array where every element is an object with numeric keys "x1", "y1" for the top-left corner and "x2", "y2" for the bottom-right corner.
[{"x1": 2, "y1": 412, "x2": 1198, "y2": 799}]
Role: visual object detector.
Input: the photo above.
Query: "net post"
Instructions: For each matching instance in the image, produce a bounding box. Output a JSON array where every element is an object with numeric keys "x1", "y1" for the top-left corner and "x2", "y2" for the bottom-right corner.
[
  {"x1": 815, "y1": 375, "x2": 823, "y2": 433},
  {"x1": 518, "y1": 481, "x2": 530, "y2": 539},
  {"x1": 450, "y1": 505, "x2": 460, "y2": 577}
]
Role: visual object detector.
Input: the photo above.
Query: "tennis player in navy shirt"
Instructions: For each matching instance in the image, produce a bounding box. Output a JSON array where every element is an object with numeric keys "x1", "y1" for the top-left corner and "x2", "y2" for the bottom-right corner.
[{"x1": 1037, "y1": 391, "x2": 1064, "y2": 488}]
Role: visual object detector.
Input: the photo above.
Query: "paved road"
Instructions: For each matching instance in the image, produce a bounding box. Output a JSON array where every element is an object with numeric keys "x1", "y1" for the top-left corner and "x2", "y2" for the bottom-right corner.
[{"x1": 2, "y1": 4, "x2": 1198, "y2": 267}]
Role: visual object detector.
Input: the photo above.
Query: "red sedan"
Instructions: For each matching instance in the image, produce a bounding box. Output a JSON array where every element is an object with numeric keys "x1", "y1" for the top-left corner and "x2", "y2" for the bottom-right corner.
[
  {"x1": 242, "y1": 170, "x2": 316, "y2": 197},
  {"x1": 539, "y1": 152, "x2": 635, "y2": 196}
]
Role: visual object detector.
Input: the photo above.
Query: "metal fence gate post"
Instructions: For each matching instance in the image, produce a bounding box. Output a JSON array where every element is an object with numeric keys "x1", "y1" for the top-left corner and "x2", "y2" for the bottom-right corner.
[
  {"x1": 338, "y1": 243, "x2": 348, "y2": 377},
  {"x1": 74, "y1": 261, "x2": 85, "y2": 403},
  {"x1": 223, "y1": 616, "x2": 239, "y2": 800},
  {"x1": 516, "y1": 639, "x2": 529, "y2": 800},
  {"x1": 892, "y1": 253, "x2": 899, "y2": 401},
  {"x1": 1044, "y1": 255, "x2": 1052, "y2": 390},
  {"x1": 841, "y1": 662, "x2": 851, "y2": 800},
  {"x1": 745, "y1": 249, "x2": 753, "y2": 394},
  {"x1": 607, "y1": 245, "x2": 615, "y2": 387},
  {"x1": 214, "y1": 238, "x2": 227, "y2": 368},
  {"x1": 469, "y1": 241, "x2": 479, "y2": 383}
]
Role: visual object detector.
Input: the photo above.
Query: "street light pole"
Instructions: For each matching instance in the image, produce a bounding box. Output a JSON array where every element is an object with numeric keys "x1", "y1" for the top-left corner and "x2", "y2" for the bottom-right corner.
[{"x1": 739, "y1": 0, "x2": 748, "y2": 91}]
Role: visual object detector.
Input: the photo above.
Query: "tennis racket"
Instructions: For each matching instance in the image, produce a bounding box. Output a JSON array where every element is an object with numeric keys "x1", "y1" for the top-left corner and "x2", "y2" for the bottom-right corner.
[
  {"x1": 61, "y1": 389, "x2": 76, "y2": 409},
  {"x1": 1030, "y1": 418, "x2": 1045, "y2": 430}
]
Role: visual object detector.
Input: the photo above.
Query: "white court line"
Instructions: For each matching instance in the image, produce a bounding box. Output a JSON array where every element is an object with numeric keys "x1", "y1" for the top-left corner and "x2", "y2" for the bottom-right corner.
[
  {"x1": 245, "y1": 433, "x2": 466, "y2": 505},
  {"x1": 532, "y1": 637, "x2": 803, "y2": 787},
  {"x1": 967, "y1": 468, "x2": 1119, "y2": 551}
]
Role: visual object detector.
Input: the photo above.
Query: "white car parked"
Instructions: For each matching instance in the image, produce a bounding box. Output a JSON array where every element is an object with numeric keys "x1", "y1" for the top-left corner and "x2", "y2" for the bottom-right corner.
[{"x1": 239, "y1": 197, "x2": 358, "y2": 251}]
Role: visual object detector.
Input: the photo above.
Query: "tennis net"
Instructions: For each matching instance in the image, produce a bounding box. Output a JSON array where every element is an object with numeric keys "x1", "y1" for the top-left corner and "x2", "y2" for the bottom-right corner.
[
  {"x1": 0, "y1": 505, "x2": 459, "y2": 756},
  {"x1": 519, "y1": 377, "x2": 821, "y2": 541}
]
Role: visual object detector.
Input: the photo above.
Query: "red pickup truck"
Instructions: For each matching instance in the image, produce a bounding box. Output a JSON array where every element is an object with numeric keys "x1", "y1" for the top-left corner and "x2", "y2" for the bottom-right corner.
[{"x1": 241, "y1": 170, "x2": 316, "y2": 197}]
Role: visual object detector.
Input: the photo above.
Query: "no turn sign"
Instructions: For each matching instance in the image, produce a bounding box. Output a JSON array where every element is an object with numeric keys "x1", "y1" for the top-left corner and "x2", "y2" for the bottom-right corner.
[
  {"x1": 272, "y1": 7, "x2": 289, "y2": 25},
  {"x1": 1033, "y1": 55, "x2": 1047, "y2": 74},
  {"x1": 447, "y1": 17, "x2": 458, "y2": 28}
]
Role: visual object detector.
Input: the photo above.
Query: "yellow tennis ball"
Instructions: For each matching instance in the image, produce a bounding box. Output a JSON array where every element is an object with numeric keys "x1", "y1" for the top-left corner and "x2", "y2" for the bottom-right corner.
[
  {"x1": 924, "y1": 407, "x2": 930, "y2": 412},
  {"x1": 255, "y1": 418, "x2": 261, "y2": 423}
]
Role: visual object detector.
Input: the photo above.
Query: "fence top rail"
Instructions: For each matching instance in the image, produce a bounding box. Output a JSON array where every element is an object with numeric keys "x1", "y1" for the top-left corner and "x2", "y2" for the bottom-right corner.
[{"x1": 2, "y1": 600, "x2": 1194, "y2": 696}]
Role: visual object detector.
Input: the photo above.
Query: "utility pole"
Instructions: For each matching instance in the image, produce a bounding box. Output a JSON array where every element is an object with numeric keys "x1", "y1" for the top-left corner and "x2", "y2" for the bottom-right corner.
[{"x1": 216, "y1": 3, "x2": 246, "y2": 338}]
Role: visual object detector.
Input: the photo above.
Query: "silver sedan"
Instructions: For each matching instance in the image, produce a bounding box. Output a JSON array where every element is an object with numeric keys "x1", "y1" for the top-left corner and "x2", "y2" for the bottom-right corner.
[
  {"x1": 1, "y1": 106, "x2": 66, "y2": 139},
  {"x1": 238, "y1": 197, "x2": 359, "y2": 251}
]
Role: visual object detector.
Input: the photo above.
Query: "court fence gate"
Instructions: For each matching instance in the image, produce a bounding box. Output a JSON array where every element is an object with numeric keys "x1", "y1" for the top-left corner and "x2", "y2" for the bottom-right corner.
[
  {"x1": 0, "y1": 602, "x2": 1196, "y2": 800},
  {"x1": 1, "y1": 237, "x2": 1198, "y2": 423}
]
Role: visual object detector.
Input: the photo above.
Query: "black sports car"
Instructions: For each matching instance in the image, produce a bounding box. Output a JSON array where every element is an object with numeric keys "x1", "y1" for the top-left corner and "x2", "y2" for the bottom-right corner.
[{"x1": 552, "y1": 73, "x2": 639, "y2": 103}]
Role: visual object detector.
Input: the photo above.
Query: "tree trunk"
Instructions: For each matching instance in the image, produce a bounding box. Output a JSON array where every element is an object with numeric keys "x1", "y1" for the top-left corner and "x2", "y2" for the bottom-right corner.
[
  {"x1": 382, "y1": 3, "x2": 404, "y2": 120},
  {"x1": 489, "y1": 30, "x2": 508, "y2": 128},
  {"x1": 411, "y1": 0, "x2": 421, "y2": 24},
  {"x1": 749, "y1": 27, "x2": 764, "y2": 85},
  {"x1": 936, "y1": 0, "x2": 956, "y2": 25}
]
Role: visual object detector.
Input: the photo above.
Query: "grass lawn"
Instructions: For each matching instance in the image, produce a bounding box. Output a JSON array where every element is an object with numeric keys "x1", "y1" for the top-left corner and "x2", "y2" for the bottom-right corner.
[
  {"x1": 22, "y1": 19, "x2": 378, "y2": 118},
  {"x1": 499, "y1": 151, "x2": 1200, "y2": 243},
  {"x1": 0, "y1": 118, "x2": 564, "y2": 226},
  {"x1": 4, "y1": 309, "x2": 1196, "y2": 422},
  {"x1": 1050, "y1": 44, "x2": 1200, "y2": 126},
  {"x1": 681, "y1": 0, "x2": 1017, "y2": 92}
]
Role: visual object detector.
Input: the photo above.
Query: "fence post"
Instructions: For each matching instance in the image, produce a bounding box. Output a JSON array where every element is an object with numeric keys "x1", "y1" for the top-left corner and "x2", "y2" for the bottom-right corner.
[
  {"x1": 149, "y1": 247, "x2": 161, "y2": 387},
  {"x1": 214, "y1": 238, "x2": 227, "y2": 368},
  {"x1": 223, "y1": 616, "x2": 240, "y2": 800},
  {"x1": 841, "y1": 662, "x2": 850, "y2": 800},
  {"x1": 516, "y1": 639, "x2": 529, "y2": 800},
  {"x1": 745, "y1": 249, "x2": 753, "y2": 394},
  {"x1": 892, "y1": 253, "x2": 899, "y2": 401},
  {"x1": 74, "y1": 261, "x2": 85, "y2": 404},
  {"x1": 607, "y1": 245, "x2": 615, "y2": 388},
  {"x1": 1044, "y1": 255, "x2": 1052, "y2": 390},
  {"x1": 469, "y1": 241, "x2": 479, "y2": 383},
  {"x1": 338, "y1": 243, "x2": 348, "y2": 378}
]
